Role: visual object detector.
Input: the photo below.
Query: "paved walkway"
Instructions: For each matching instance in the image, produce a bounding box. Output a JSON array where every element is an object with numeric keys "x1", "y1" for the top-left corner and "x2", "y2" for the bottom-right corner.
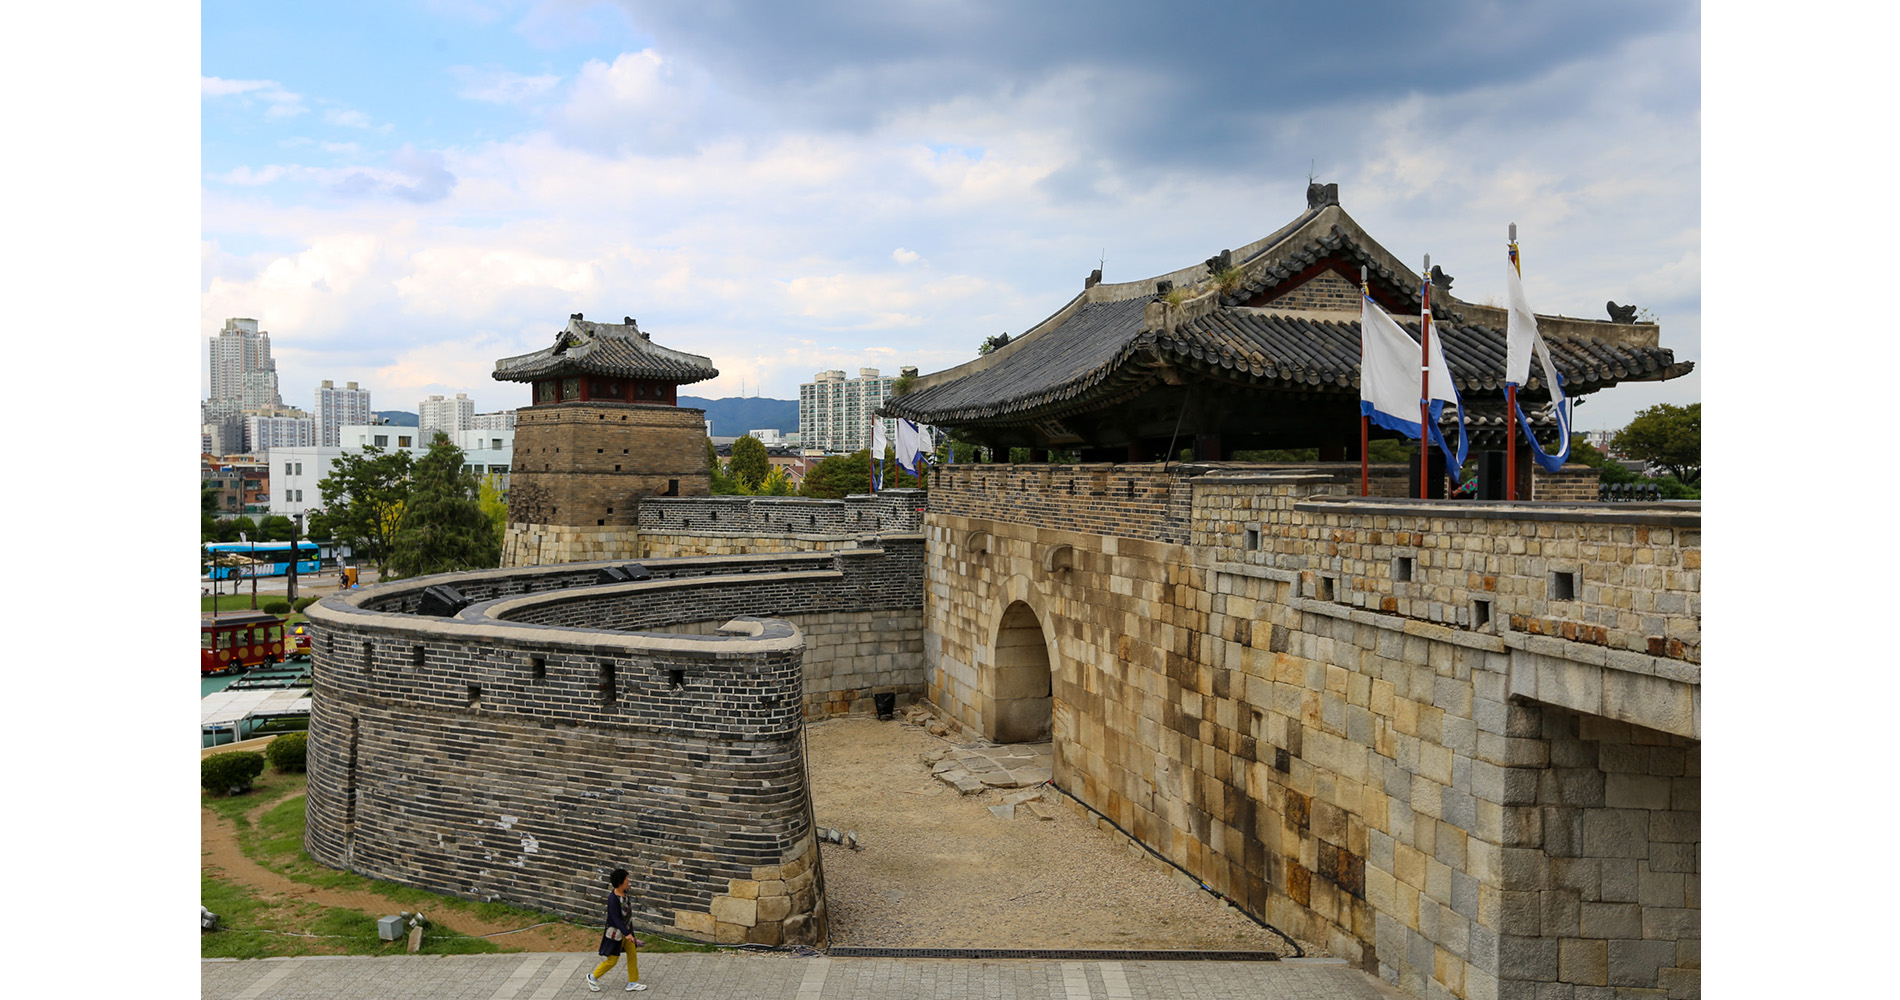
[{"x1": 202, "y1": 951, "x2": 1408, "y2": 1000}]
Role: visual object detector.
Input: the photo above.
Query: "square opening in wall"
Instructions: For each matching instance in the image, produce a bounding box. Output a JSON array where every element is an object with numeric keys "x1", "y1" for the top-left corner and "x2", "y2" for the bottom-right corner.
[
  {"x1": 1317, "y1": 576, "x2": 1336, "y2": 602},
  {"x1": 1472, "y1": 599, "x2": 1492, "y2": 629},
  {"x1": 598, "y1": 661, "x2": 617, "y2": 704},
  {"x1": 361, "y1": 640, "x2": 374, "y2": 675},
  {"x1": 1551, "y1": 570, "x2": 1579, "y2": 601},
  {"x1": 1244, "y1": 527, "x2": 1260, "y2": 551},
  {"x1": 669, "y1": 669, "x2": 684, "y2": 689},
  {"x1": 530, "y1": 656, "x2": 546, "y2": 680},
  {"x1": 412, "y1": 645, "x2": 426, "y2": 669},
  {"x1": 467, "y1": 684, "x2": 481, "y2": 708},
  {"x1": 1395, "y1": 556, "x2": 1415, "y2": 582}
]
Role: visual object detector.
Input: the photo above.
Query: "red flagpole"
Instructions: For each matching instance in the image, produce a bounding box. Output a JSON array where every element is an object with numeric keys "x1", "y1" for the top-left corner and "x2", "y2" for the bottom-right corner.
[
  {"x1": 1419, "y1": 255, "x2": 1432, "y2": 500},
  {"x1": 1506, "y1": 225, "x2": 1520, "y2": 501},
  {"x1": 1359, "y1": 265, "x2": 1371, "y2": 497}
]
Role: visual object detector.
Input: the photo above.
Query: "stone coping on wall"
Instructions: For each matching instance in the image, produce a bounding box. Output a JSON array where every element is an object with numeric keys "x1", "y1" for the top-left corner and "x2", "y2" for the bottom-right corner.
[{"x1": 1292, "y1": 494, "x2": 1701, "y2": 527}]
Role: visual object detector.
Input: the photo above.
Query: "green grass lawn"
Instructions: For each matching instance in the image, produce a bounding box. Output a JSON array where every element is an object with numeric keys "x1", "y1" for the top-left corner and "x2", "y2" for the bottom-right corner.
[{"x1": 202, "y1": 764, "x2": 716, "y2": 958}]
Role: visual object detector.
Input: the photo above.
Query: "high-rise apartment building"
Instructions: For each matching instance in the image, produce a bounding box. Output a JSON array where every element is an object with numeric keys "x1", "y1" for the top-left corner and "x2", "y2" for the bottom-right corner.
[
  {"x1": 471, "y1": 409, "x2": 517, "y2": 431},
  {"x1": 314, "y1": 380, "x2": 373, "y2": 447},
  {"x1": 206, "y1": 317, "x2": 284, "y2": 421},
  {"x1": 418, "y1": 393, "x2": 476, "y2": 438},
  {"x1": 244, "y1": 409, "x2": 317, "y2": 452},
  {"x1": 798, "y1": 367, "x2": 908, "y2": 454}
]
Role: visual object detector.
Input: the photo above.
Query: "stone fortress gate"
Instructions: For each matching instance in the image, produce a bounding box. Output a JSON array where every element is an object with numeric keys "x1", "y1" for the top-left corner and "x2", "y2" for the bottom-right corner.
[{"x1": 304, "y1": 184, "x2": 1697, "y2": 1000}]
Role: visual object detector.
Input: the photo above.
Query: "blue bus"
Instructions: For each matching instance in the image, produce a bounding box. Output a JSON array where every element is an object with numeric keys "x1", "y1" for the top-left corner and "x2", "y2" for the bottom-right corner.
[{"x1": 203, "y1": 541, "x2": 321, "y2": 580}]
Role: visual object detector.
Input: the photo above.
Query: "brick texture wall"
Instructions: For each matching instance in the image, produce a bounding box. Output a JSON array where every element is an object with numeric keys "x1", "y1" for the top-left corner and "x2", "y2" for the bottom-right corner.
[{"x1": 1263, "y1": 268, "x2": 1364, "y2": 311}]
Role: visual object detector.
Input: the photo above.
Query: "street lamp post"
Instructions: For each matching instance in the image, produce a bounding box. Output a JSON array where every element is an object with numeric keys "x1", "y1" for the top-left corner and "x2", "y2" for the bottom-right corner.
[{"x1": 287, "y1": 511, "x2": 303, "y2": 603}]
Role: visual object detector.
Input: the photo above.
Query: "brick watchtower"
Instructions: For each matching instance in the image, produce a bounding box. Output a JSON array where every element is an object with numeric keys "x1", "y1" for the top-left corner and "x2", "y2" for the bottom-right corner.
[{"x1": 494, "y1": 313, "x2": 718, "y2": 566}]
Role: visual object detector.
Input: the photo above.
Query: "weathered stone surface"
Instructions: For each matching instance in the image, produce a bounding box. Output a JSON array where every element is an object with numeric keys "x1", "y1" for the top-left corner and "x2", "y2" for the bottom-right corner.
[
  {"x1": 710, "y1": 896, "x2": 758, "y2": 928},
  {"x1": 1558, "y1": 939, "x2": 1608, "y2": 986}
]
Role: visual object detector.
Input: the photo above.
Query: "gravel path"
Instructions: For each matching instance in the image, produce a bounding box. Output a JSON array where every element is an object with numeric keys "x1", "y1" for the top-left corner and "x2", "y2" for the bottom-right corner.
[{"x1": 806, "y1": 715, "x2": 1322, "y2": 955}]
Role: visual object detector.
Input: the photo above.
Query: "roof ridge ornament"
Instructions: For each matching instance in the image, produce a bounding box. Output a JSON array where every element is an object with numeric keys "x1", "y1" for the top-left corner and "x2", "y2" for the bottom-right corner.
[{"x1": 1306, "y1": 181, "x2": 1339, "y2": 210}]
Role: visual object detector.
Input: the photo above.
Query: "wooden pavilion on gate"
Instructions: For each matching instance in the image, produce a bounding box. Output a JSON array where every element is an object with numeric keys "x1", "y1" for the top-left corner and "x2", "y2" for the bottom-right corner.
[{"x1": 881, "y1": 183, "x2": 1693, "y2": 497}]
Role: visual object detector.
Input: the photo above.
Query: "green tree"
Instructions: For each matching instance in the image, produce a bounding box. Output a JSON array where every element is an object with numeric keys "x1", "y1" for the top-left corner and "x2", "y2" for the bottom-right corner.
[
  {"x1": 706, "y1": 438, "x2": 746, "y2": 495},
  {"x1": 388, "y1": 433, "x2": 501, "y2": 579},
  {"x1": 260, "y1": 515, "x2": 297, "y2": 542},
  {"x1": 202, "y1": 481, "x2": 222, "y2": 514},
  {"x1": 317, "y1": 445, "x2": 414, "y2": 576},
  {"x1": 1610, "y1": 403, "x2": 1700, "y2": 485},
  {"x1": 798, "y1": 449, "x2": 872, "y2": 499},
  {"x1": 729, "y1": 435, "x2": 770, "y2": 491}
]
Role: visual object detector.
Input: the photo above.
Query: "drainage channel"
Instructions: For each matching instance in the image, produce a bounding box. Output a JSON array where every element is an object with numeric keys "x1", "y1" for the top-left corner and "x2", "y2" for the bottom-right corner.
[{"x1": 824, "y1": 947, "x2": 1280, "y2": 962}]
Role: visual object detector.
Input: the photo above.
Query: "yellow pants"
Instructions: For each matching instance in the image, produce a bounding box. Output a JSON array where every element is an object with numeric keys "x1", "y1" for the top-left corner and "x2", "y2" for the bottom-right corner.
[{"x1": 593, "y1": 946, "x2": 639, "y2": 983}]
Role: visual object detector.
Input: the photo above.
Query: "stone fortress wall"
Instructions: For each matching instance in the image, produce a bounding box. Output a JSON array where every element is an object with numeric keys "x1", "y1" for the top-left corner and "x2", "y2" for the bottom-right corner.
[
  {"x1": 921, "y1": 463, "x2": 1698, "y2": 1000},
  {"x1": 302, "y1": 541, "x2": 926, "y2": 947}
]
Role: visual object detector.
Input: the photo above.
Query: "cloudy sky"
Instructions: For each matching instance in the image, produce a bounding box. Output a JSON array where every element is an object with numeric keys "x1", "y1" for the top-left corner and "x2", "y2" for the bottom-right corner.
[{"x1": 201, "y1": 0, "x2": 1700, "y2": 431}]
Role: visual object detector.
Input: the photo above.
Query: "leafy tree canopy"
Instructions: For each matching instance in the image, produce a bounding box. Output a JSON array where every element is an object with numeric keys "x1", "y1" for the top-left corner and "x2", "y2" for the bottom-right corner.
[
  {"x1": 1610, "y1": 403, "x2": 1699, "y2": 485},
  {"x1": 317, "y1": 445, "x2": 414, "y2": 575},
  {"x1": 388, "y1": 433, "x2": 501, "y2": 579},
  {"x1": 799, "y1": 450, "x2": 872, "y2": 499},
  {"x1": 759, "y1": 465, "x2": 794, "y2": 496},
  {"x1": 729, "y1": 435, "x2": 770, "y2": 491}
]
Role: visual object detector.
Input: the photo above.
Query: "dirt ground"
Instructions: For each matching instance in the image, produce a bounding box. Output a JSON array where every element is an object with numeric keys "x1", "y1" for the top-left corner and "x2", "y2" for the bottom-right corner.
[
  {"x1": 807, "y1": 716, "x2": 1317, "y2": 954},
  {"x1": 201, "y1": 793, "x2": 600, "y2": 953}
]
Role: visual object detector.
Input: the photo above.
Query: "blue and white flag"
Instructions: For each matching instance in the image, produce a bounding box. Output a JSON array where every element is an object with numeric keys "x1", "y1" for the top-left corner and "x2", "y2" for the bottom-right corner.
[
  {"x1": 894, "y1": 418, "x2": 933, "y2": 475},
  {"x1": 1361, "y1": 289, "x2": 1468, "y2": 468},
  {"x1": 1505, "y1": 245, "x2": 1571, "y2": 471}
]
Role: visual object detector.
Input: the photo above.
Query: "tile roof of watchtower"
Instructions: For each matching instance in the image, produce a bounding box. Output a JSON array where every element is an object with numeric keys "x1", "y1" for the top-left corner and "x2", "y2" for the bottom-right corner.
[
  {"x1": 492, "y1": 313, "x2": 720, "y2": 384},
  {"x1": 881, "y1": 183, "x2": 1692, "y2": 454}
]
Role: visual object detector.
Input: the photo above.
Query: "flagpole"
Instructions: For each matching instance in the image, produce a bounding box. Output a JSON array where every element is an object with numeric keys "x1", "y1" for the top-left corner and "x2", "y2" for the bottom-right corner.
[
  {"x1": 1360, "y1": 265, "x2": 1370, "y2": 497},
  {"x1": 1506, "y1": 223, "x2": 1519, "y2": 502},
  {"x1": 1419, "y1": 254, "x2": 1432, "y2": 500}
]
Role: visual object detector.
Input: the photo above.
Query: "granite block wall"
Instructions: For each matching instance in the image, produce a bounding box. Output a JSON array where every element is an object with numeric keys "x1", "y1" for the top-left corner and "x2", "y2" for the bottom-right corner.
[{"x1": 921, "y1": 464, "x2": 1699, "y2": 1000}]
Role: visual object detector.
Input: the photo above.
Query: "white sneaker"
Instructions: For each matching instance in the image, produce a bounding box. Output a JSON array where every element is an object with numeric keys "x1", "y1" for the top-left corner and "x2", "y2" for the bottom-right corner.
[
  {"x1": 627, "y1": 983, "x2": 647, "y2": 992},
  {"x1": 586, "y1": 973, "x2": 601, "y2": 992}
]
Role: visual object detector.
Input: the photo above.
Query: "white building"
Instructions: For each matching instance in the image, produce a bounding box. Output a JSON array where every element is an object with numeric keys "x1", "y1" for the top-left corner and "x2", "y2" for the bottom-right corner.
[
  {"x1": 747, "y1": 428, "x2": 784, "y2": 446},
  {"x1": 267, "y1": 425, "x2": 515, "y2": 519},
  {"x1": 471, "y1": 410, "x2": 517, "y2": 431},
  {"x1": 798, "y1": 367, "x2": 906, "y2": 454},
  {"x1": 314, "y1": 380, "x2": 373, "y2": 447},
  {"x1": 419, "y1": 393, "x2": 476, "y2": 438},
  {"x1": 244, "y1": 410, "x2": 317, "y2": 452},
  {"x1": 206, "y1": 318, "x2": 284, "y2": 444}
]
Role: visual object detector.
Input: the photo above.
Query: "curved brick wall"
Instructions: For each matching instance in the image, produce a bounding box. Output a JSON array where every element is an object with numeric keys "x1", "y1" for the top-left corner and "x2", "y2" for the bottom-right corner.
[{"x1": 299, "y1": 545, "x2": 921, "y2": 947}]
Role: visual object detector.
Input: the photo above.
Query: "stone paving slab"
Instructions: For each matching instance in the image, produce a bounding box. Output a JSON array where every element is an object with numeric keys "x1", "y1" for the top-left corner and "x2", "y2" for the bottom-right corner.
[{"x1": 201, "y1": 951, "x2": 1410, "y2": 1000}]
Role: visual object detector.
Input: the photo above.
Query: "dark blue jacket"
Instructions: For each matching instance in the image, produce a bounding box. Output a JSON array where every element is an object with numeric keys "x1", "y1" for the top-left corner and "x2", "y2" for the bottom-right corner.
[{"x1": 598, "y1": 892, "x2": 633, "y2": 957}]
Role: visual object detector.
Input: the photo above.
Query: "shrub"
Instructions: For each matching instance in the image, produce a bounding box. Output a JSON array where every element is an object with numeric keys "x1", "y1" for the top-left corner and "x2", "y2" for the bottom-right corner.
[
  {"x1": 292, "y1": 597, "x2": 317, "y2": 613},
  {"x1": 262, "y1": 599, "x2": 292, "y2": 615},
  {"x1": 265, "y1": 732, "x2": 308, "y2": 772},
  {"x1": 202, "y1": 752, "x2": 266, "y2": 796}
]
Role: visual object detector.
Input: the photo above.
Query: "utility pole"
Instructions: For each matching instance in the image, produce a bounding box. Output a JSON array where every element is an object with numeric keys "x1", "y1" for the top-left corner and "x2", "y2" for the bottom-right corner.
[{"x1": 287, "y1": 511, "x2": 302, "y2": 603}]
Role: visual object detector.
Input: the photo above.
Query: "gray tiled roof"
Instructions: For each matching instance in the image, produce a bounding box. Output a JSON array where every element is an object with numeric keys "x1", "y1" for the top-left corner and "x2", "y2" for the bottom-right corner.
[
  {"x1": 885, "y1": 303, "x2": 1688, "y2": 426},
  {"x1": 492, "y1": 316, "x2": 719, "y2": 384}
]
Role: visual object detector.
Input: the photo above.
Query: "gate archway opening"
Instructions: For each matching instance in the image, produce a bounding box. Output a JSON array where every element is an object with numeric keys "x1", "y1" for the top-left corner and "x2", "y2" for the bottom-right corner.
[{"x1": 989, "y1": 600, "x2": 1053, "y2": 743}]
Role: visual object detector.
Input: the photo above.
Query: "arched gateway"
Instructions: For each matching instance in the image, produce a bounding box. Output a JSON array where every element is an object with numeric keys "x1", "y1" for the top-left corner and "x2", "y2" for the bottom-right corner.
[{"x1": 988, "y1": 601, "x2": 1052, "y2": 743}]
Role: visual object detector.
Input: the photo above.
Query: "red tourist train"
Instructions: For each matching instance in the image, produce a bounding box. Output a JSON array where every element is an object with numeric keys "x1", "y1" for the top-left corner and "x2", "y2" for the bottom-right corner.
[{"x1": 201, "y1": 611, "x2": 288, "y2": 675}]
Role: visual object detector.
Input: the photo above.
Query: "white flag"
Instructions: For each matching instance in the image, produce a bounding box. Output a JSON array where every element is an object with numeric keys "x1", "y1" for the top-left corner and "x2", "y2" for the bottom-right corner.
[
  {"x1": 871, "y1": 418, "x2": 888, "y2": 459},
  {"x1": 1504, "y1": 247, "x2": 1570, "y2": 467},
  {"x1": 894, "y1": 419, "x2": 926, "y2": 474},
  {"x1": 1360, "y1": 292, "x2": 1453, "y2": 437}
]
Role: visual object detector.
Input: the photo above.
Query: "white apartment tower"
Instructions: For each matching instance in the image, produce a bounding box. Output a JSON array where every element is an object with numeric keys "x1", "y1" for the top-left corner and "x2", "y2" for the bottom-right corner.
[
  {"x1": 798, "y1": 367, "x2": 903, "y2": 454},
  {"x1": 206, "y1": 318, "x2": 283, "y2": 420},
  {"x1": 418, "y1": 393, "x2": 476, "y2": 438},
  {"x1": 314, "y1": 380, "x2": 373, "y2": 447}
]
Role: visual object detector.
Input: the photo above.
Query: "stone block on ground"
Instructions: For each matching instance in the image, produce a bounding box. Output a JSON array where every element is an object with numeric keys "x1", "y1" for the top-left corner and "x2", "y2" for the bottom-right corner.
[
  {"x1": 1002, "y1": 788, "x2": 1044, "y2": 805},
  {"x1": 1026, "y1": 802, "x2": 1059, "y2": 821},
  {"x1": 989, "y1": 804, "x2": 1017, "y2": 819}
]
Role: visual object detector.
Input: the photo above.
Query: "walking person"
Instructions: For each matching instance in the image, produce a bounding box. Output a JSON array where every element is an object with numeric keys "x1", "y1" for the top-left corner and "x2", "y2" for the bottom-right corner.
[{"x1": 587, "y1": 868, "x2": 647, "y2": 992}]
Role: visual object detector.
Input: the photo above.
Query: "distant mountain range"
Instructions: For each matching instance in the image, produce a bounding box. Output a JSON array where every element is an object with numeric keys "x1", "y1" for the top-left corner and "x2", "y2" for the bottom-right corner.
[
  {"x1": 680, "y1": 396, "x2": 799, "y2": 436},
  {"x1": 374, "y1": 410, "x2": 419, "y2": 426}
]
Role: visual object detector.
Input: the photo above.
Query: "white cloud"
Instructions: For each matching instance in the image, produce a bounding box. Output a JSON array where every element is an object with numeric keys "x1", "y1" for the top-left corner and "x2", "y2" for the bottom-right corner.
[
  {"x1": 892, "y1": 248, "x2": 921, "y2": 266},
  {"x1": 324, "y1": 108, "x2": 373, "y2": 129},
  {"x1": 202, "y1": 75, "x2": 307, "y2": 117},
  {"x1": 453, "y1": 66, "x2": 562, "y2": 105}
]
